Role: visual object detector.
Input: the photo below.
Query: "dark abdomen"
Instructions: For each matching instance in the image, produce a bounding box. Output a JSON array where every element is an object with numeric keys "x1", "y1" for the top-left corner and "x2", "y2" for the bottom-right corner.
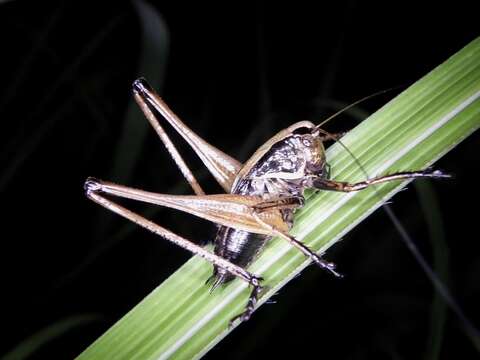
[
  {"x1": 211, "y1": 162, "x2": 299, "y2": 286},
  {"x1": 212, "y1": 226, "x2": 270, "y2": 286}
]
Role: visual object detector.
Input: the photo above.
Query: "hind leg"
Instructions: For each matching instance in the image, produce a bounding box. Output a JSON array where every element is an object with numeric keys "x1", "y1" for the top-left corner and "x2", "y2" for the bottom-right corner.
[{"x1": 228, "y1": 276, "x2": 263, "y2": 327}]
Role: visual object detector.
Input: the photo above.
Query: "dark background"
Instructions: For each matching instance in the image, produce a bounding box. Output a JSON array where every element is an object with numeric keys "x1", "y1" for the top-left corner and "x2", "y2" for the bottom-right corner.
[{"x1": 0, "y1": 1, "x2": 479, "y2": 359}]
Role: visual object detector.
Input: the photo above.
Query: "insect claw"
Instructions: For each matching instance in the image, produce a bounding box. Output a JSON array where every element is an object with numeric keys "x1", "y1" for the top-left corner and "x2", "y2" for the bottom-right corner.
[
  {"x1": 329, "y1": 267, "x2": 344, "y2": 278},
  {"x1": 228, "y1": 275, "x2": 263, "y2": 327},
  {"x1": 229, "y1": 302, "x2": 256, "y2": 327},
  {"x1": 323, "y1": 261, "x2": 342, "y2": 278},
  {"x1": 314, "y1": 256, "x2": 343, "y2": 278},
  {"x1": 421, "y1": 167, "x2": 451, "y2": 179},
  {"x1": 132, "y1": 77, "x2": 153, "y2": 95},
  {"x1": 84, "y1": 177, "x2": 103, "y2": 194},
  {"x1": 430, "y1": 169, "x2": 453, "y2": 179}
]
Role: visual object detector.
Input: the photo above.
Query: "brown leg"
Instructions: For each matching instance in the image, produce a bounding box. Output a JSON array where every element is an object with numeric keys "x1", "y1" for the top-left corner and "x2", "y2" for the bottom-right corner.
[
  {"x1": 251, "y1": 212, "x2": 341, "y2": 277},
  {"x1": 83, "y1": 177, "x2": 293, "y2": 236},
  {"x1": 228, "y1": 276, "x2": 263, "y2": 328},
  {"x1": 133, "y1": 78, "x2": 242, "y2": 192},
  {"x1": 313, "y1": 169, "x2": 451, "y2": 192},
  {"x1": 85, "y1": 180, "x2": 263, "y2": 325}
]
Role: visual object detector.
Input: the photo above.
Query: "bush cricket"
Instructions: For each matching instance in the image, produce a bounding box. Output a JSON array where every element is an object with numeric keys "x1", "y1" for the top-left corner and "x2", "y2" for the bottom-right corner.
[{"x1": 84, "y1": 78, "x2": 450, "y2": 326}]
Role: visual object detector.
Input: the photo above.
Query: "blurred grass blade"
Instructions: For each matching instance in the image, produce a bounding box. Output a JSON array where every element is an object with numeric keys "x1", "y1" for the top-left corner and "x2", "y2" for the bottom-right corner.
[
  {"x1": 2, "y1": 314, "x2": 99, "y2": 360},
  {"x1": 90, "y1": 0, "x2": 170, "y2": 255},
  {"x1": 415, "y1": 181, "x2": 449, "y2": 360},
  {"x1": 0, "y1": 14, "x2": 123, "y2": 190},
  {"x1": 107, "y1": 0, "x2": 169, "y2": 185},
  {"x1": 55, "y1": 0, "x2": 169, "y2": 290},
  {"x1": 77, "y1": 38, "x2": 480, "y2": 359}
]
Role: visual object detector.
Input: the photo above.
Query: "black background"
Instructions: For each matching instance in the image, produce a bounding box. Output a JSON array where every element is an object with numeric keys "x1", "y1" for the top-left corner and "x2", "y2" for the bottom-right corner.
[{"x1": 0, "y1": 1, "x2": 479, "y2": 359}]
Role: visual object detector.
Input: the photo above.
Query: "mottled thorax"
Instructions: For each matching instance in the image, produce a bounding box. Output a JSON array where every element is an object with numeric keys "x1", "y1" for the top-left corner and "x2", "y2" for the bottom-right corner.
[{"x1": 211, "y1": 128, "x2": 328, "y2": 287}]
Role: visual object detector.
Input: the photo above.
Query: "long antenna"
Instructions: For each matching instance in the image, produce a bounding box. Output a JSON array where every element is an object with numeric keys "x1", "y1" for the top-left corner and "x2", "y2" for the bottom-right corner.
[{"x1": 315, "y1": 86, "x2": 402, "y2": 130}]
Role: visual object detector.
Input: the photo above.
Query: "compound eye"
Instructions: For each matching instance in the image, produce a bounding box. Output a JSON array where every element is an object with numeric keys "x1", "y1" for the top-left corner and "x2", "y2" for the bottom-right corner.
[{"x1": 302, "y1": 136, "x2": 313, "y2": 147}]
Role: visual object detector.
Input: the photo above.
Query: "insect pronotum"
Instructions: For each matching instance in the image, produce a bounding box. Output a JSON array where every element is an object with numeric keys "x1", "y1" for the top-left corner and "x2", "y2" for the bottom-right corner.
[{"x1": 84, "y1": 78, "x2": 450, "y2": 326}]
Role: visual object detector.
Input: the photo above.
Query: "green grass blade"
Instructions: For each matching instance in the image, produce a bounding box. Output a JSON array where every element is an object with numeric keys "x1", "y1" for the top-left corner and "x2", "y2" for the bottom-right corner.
[
  {"x1": 2, "y1": 314, "x2": 99, "y2": 360},
  {"x1": 415, "y1": 181, "x2": 449, "y2": 360},
  {"x1": 107, "y1": 0, "x2": 169, "y2": 185},
  {"x1": 84, "y1": 0, "x2": 170, "y2": 271},
  {"x1": 77, "y1": 37, "x2": 480, "y2": 359}
]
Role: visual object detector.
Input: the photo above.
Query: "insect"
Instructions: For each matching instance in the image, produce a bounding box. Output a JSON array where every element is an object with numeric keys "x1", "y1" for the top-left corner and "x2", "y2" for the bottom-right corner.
[{"x1": 84, "y1": 78, "x2": 449, "y2": 326}]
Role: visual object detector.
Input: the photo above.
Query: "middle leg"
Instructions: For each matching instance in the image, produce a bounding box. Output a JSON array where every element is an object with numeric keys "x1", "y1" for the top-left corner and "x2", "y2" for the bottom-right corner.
[{"x1": 251, "y1": 210, "x2": 341, "y2": 278}]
